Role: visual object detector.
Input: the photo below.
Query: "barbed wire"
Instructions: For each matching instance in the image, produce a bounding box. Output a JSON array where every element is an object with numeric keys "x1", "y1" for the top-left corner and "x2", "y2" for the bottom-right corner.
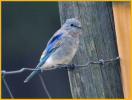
[
  {"x1": 2, "y1": 56, "x2": 120, "y2": 75},
  {"x1": 1, "y1": 56, "x2": 120, "y2": 98}
]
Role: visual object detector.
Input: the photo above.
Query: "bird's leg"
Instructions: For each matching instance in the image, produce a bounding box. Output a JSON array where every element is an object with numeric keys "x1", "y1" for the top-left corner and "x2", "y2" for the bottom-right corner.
[
  {"x1": 57, "y1": 64, "x2": 75, "y2": 70},
  {"x1": 66, "y1": 64, "x2": 75, "y2": 70},
  {"x1": 57, "y1": 64, "x2": 67, "y2": 69}
]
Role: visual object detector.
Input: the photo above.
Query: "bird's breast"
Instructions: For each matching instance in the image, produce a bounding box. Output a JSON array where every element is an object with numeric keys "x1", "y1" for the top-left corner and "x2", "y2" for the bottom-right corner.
[{"x1": 42, "y1": 37, "x2": 79, "y2": 70}]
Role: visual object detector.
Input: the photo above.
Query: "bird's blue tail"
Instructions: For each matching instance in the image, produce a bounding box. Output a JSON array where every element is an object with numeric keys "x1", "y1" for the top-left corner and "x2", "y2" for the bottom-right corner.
[
  {"x1": 24, "y1": 65, "x2": 41, "y2": 83},
  {"x1": 24, "y1": 54, "x2": 51, "y2": 83}
]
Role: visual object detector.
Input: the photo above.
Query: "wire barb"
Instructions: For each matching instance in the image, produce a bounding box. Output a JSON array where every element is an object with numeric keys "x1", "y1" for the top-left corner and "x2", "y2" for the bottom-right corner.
[
  {"x1": 1, "y1": 56, "x2": 120, "y2": 75},
  {"x1": 1, "y1": 56, "x2": 120, "y2": 98},
  {"x1": 74, "y1": 56, "x2": 120, "y2": 68}
]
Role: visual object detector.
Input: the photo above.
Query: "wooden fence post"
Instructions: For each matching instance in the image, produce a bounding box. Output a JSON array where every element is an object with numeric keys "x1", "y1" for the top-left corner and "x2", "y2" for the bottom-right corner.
[
  {"x1": 112, "y1": 2, "x2": 130, "y2": 98},
  {"x1": 59, "y1": 2, "x2": 124, "y2": 98}
]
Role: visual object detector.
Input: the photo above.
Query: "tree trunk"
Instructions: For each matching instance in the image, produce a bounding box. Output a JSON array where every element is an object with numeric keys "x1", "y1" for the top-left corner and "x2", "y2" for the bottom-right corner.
[{"x1": 59, "y1": 2, "x2": 124, "y2": 98}]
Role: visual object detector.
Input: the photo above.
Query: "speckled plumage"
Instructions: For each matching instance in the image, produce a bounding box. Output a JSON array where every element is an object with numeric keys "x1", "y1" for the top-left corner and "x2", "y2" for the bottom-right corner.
[{"x1": 24, "y1": 18, "x2": 82, "y2": 83}]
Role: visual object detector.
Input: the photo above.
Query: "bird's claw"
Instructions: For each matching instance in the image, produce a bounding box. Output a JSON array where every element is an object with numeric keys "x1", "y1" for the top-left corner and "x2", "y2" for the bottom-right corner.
[{"x1": 66, "y1": 64, "x2": 75, "y2": 70}]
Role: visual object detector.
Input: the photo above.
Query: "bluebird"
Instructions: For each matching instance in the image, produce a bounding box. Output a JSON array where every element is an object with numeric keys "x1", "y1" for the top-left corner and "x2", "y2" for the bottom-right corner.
[{"x1": 24, "y1": 18, "x2": 82, "y2": 83}]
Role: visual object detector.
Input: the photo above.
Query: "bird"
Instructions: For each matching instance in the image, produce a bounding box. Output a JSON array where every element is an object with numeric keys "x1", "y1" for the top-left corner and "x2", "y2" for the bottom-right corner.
[{"x1": 24, "y1": 18, "x2": 82, "y2": 83}]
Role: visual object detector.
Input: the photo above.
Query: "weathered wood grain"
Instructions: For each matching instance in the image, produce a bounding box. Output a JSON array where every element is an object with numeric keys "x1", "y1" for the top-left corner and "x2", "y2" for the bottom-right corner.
[
  {"x1": 59, "y1": 2, "x2": 124, "y2": 98},
  {"x1": 112, "y1": 2, "x2": 130, "y2": 98}
]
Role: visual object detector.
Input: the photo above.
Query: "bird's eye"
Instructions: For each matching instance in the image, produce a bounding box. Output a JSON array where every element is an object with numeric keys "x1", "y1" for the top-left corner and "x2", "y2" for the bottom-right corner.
[{"x1": 70, "y1": 24, "x2": 74, "y2": 26}]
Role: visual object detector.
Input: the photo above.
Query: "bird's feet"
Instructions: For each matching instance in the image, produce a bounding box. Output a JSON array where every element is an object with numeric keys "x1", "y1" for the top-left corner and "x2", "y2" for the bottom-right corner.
[
  {"x1": 66, "y1": 64, "x2": 75, "y2": 70},
  {"x1": 57, "y1": 64, "x2": 75, "y2": 70}
]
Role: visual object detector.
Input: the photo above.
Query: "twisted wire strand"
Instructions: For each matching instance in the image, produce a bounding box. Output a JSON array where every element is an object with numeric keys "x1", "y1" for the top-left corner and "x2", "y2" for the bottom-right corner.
[
  {"x1": 1, "y1": 57, "x2": 120, "y2": 75},
  {"x1": 1, "y1": 56, "x2": 120, "y2": 98}
]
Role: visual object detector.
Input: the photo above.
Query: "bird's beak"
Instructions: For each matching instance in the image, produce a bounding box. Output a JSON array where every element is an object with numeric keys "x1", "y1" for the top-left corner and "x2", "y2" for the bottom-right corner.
[
  {"x1": 73, "y1": 25, "x2": 81, "y2": 29},
  {"x1": 77, "y1": 26, "x2": 82, "y2": 29}
]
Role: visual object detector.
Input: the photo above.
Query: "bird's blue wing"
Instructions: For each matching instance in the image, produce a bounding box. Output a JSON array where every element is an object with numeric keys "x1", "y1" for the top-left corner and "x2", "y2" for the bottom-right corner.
[
  {"x1": 24, "y1": 33, "x2": 63, "y2": 83},
  {"x1": 40, "y1": 33, "x2": 63, "y2": 62}
]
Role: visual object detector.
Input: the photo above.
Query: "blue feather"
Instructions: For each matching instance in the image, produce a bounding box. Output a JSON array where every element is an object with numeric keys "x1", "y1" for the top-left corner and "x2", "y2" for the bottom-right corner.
[
  {"x1": 46, "y1": 33, "x2": 63, "y2": 53},
  {"x1": 40, "y1": 33, "x2": 63, "y2": 61},
  {"x1": 24, "y1": 49, "x2": 55, "y2": 83},
  {"x1": 24, "y1": 33, "x2": 63, "y2": 83}
]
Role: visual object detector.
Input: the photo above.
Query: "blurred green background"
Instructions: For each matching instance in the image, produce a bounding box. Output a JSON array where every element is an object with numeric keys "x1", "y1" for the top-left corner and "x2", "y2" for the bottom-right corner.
[{"x1": 2, "y1": 2, "x2": 71, "y2": 98}]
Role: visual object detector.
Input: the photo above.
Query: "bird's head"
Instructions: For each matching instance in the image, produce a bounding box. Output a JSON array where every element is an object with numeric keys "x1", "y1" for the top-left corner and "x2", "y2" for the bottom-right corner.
[{"x1": 62, "y1": 18, "x2": 82, "y2": 36}]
